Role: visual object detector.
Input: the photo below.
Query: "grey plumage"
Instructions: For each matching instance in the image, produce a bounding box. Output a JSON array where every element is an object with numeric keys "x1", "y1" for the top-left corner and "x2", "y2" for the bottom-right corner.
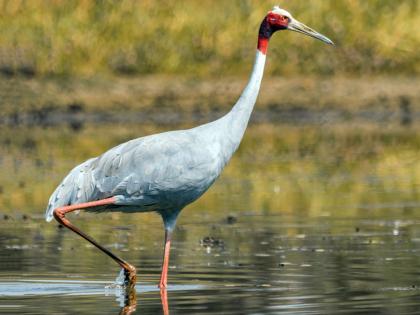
[{"x1": 46, "y1": 128, "x2": 218, "y2": 221}]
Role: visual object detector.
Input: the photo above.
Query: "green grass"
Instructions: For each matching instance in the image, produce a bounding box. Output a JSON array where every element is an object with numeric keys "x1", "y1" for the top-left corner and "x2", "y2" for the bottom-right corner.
[{"x1": 0, "y1": 0, "x2": 419, "y2": 77}]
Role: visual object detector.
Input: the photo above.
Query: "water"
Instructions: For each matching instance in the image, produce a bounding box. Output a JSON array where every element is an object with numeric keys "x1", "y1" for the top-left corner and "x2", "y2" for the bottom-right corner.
[{"x1": 1, "y1": 123, "x2": 420, "y2": 314}]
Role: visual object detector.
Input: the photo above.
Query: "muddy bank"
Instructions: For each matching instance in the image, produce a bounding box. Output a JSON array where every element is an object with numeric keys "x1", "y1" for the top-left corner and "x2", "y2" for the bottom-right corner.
[{"x1": 1, "y1": 76, "x2": 419, "y2": 127}]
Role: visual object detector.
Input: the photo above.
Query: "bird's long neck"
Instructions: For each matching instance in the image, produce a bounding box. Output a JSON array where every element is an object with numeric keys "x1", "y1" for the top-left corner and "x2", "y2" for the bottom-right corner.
[
  {"x1": 219, "y1": 46, "x2": 267, "y2": 160},
  {"x1": 200, "y1": 18, "x2": 275, "y2": 166},
  {"x1": 226, "y1": 17, "x2": 274, "y2": 135},
  {"x1": 229, "y1": 49, "x2": 266, "y2": 133}
]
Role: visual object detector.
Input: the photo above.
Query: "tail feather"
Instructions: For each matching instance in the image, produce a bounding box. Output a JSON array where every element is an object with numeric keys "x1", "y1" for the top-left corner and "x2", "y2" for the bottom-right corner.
[
  {"x1": 45, "y1": 158, "x2": 96, "y2": 222},
  {"x1": 45, "y1": 177, "x2": 75, "y2": 222}
]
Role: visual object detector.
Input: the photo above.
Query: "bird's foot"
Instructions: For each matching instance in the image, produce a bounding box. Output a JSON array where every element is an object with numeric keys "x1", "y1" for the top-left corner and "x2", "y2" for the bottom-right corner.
[
  {"x1": 123, "y1": 264, "x2": 137, "y2": 289},
  {"x1": 112, "y1": 265, "x2": 136, "y2": 290}
]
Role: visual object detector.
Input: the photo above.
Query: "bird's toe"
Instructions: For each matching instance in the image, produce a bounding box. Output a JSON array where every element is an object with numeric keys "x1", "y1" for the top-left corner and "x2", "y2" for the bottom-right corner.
[{"x1": 123, "y1": 265, "x2": 137, "y2": 287}]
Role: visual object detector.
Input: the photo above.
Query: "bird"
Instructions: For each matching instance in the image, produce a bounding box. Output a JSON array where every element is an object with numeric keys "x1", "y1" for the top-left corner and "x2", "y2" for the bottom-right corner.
[{"x1": 45, "y1": 6, "x2": 333, "y2": 290}]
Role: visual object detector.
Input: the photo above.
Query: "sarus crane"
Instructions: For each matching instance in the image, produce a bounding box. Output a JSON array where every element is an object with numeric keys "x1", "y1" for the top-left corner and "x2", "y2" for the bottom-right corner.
[{"x1": 45, "y1": 6, "x2": 333, "y2": 289}]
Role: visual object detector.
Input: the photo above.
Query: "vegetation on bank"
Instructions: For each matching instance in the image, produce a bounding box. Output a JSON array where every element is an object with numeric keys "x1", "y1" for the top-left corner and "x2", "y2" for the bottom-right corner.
[
  {"x1": 1, "y1": 76, "x2": 419, "y2": 123},
  {"x1": 0, "y1": 0, "x2": 418, "y2": 77}
]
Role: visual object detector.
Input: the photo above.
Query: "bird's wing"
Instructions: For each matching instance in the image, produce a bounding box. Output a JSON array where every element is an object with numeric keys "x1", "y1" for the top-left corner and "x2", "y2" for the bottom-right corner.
[
  {"x1": 45, "y1": 129, "x2": 221, "y2": 222},
  {"x1": 92, "y1": 131, "x2": 210, "y2": 191},
  {"x1": 89, "y1": 130, "x2": 221, "y2": 208}
]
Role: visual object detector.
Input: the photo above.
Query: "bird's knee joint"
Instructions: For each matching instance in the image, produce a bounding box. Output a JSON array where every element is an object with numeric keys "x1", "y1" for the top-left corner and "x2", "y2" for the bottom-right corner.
[
  {"x1": 127, "y1": 264, "x2": 136, "y2": 273},
  {"x1": 53, "y1": 208, "x2": 65, "y2": 221}
]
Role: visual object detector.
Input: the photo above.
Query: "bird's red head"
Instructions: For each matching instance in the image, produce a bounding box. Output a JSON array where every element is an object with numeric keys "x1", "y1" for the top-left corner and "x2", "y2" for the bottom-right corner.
[
  {"x1": 265, "y1": 12, "x2": 291, "y2": 31},
  {"x1": 257, "y1": 6, "x2": 334, "y2": 55},
  {"x1": 258, "y1": 9, "x2": 291, "y2": 54}
]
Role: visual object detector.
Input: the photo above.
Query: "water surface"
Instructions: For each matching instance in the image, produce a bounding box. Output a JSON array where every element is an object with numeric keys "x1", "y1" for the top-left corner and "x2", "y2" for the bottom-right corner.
[{"x1": 1, "y1": 123, "x2": 420, "y2": 314}]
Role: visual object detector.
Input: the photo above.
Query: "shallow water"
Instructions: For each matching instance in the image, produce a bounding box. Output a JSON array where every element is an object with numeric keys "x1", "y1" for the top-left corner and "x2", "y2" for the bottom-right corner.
[{"x1": 1, "y1": 123, "x2": 420, "y2": 314}]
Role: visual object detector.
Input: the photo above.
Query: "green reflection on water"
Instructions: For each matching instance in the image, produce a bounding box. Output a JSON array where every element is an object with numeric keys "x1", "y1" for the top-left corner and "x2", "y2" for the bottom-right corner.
[{"x1": 1, "y1": 123, "x2": 420, "y2": 218}]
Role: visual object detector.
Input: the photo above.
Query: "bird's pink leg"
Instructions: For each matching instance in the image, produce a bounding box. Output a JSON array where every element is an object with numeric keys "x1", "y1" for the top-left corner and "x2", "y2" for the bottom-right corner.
[
  {"x1": 53, "y1": 197, "x2": 137, "y2": 288},
  {"x1": 158, "y1": 229, "x2": 172, "y2": 289}
]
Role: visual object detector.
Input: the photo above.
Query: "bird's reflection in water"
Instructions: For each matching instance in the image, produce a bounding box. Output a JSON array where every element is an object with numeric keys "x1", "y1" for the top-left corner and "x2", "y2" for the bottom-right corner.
[
  {"x1": 118, "y1": 286, "x2": 137, "y2": 315},
  {"x1": 160, "y1": 289, "x2": 169, "y2": 315},
  {"x1": 117, "y1": 286, "x2": 169, "y2": 315}
]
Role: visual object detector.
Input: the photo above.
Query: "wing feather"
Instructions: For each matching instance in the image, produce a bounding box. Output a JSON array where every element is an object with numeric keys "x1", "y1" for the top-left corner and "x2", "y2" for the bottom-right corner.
[{"x1": 45, "y1": 129, "x2": 222, "y2": 222}]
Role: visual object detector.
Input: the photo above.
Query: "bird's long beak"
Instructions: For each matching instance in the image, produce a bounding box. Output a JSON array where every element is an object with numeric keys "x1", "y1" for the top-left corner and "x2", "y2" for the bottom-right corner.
[{"x1": 288, "y1": 19, "x2": 334, "y2": 45}]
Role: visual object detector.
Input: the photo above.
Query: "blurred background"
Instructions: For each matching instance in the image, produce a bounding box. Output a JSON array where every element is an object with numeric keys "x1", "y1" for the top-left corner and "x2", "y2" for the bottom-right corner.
[
  {"x1": 0, "y1": 0, "x2": 419, "y2": 76},
  {"x1": 1, "y1": 1, "x2": 420, "y2": 313}
]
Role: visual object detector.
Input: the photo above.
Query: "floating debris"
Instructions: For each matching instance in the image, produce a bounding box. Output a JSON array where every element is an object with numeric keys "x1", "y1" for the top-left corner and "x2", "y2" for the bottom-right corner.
[
  {"x1": 254, "y1": 253, "x2": 271, "y2": 257},
  {"x1": 200, "y1": 236, "x2": 224, "y2": 249},
  {"x1": 226, "y1": 215, "x2": 237, "y2": 225}
]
